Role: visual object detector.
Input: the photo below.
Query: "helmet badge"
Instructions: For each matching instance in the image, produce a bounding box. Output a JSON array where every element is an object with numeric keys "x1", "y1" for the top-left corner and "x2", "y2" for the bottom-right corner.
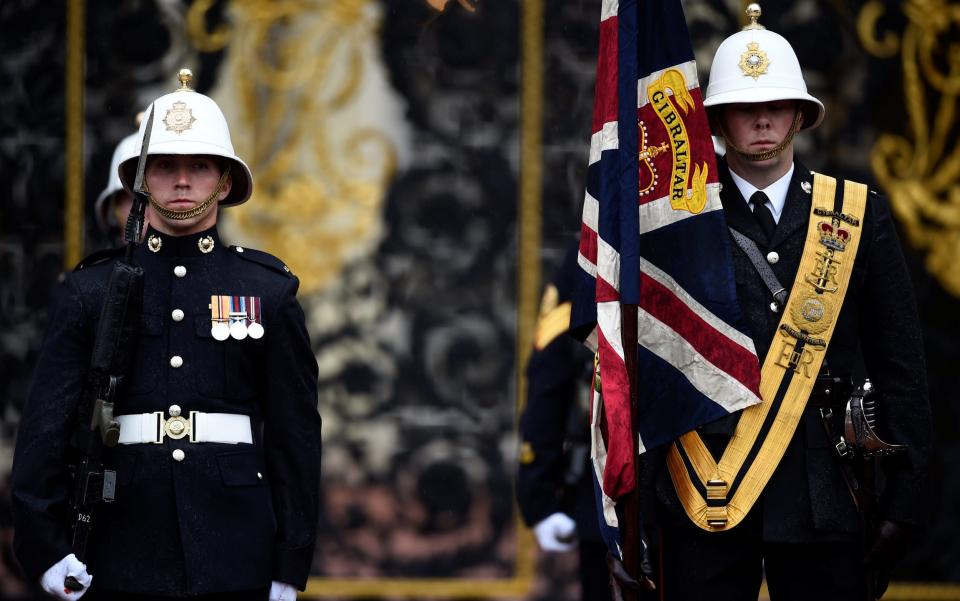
[
  {"x1": 163, "y1": 101, "x2": 197, "y2": 134},
  {"x1": 163, "y1": 69, "x2": 198, "y2": 134},
  {"x1": 739, "y1": 42, "x2": 770, "y2": 80},
  {"x1": 738, "y1": 4, "x2": 770, "y2": 80}
]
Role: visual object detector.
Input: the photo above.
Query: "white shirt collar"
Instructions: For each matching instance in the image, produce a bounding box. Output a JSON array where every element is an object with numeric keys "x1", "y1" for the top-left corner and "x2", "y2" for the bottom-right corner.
[{"x1": 729, "y1": 163, "x2": 795, "y2": 223}]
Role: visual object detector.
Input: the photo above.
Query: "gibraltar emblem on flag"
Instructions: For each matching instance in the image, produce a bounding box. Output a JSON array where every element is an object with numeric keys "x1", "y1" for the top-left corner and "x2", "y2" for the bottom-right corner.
[{"x1": 569, "y1": 0, "x2": 764, "y2": 556}]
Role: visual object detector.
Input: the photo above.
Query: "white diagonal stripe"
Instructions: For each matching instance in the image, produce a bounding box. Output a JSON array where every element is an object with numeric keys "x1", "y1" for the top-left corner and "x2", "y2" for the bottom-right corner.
[
  {"x1": 583, "y1": 188, "x2": 599, "y2": 231},
  {"x1": 600, "y1": 0, "x2": 619, "y2": 22},
  {"x1": 596, "y1": 237, "x2": 621, "y2": 292},
  {"x1": 638, "y1": 183, "x2": 723, "y2": 235},
  {"x1": 589, "y1": 121, "x2": 619, "y2": 166},
  {"x1": 640, "y1": 256, "x2": 756, "y2": 353},
  {"x1": 637, "y1": 307, "x2": 761, "y2": 412}
]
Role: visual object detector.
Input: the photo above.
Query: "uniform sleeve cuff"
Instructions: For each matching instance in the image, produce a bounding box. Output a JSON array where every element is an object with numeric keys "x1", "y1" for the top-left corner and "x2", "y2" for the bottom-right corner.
[
  {"x1": 273, "y1": 543, "x2": 316, "y2": 591},
  {"x1": 15, "y1": 539, "x2": 72, "y2": 582}
]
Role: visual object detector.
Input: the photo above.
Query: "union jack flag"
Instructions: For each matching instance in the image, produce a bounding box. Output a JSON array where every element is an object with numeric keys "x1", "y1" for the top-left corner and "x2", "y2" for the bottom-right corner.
[{"x1": 569, "y1": 0, "x2": 763, "y2": 555}]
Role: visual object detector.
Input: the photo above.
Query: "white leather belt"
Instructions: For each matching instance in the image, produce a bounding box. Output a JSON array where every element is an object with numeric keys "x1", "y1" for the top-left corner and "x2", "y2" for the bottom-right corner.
[{"x1": 116, "y1": 412, "x2": 253, "y2": 444}]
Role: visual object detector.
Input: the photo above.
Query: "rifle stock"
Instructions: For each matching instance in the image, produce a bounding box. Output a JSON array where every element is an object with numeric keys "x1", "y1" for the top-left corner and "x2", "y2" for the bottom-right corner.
[
  {"x1": 67, "y1": 260, "x2": 143, "y2": 564},
  {"x1": 63, "y1": 105, "x2": 152, "y2": 591}
]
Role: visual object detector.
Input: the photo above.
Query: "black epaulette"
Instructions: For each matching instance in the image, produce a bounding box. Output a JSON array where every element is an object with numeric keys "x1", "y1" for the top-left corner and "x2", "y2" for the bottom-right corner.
[
  {"x1": 73, "y1": 247, "x2": 125, "y2": 272},
  {"x1": 229, "y1": 245, "x2": 295, "y2": 278}
]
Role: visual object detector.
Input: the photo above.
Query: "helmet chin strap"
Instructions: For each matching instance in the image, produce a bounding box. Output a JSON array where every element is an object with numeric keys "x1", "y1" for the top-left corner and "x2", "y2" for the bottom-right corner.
[
  {"x1": 722, "y1": 110, "x2": 803, "y2": 162},
  {"x1": 146, "y1": 165, "x2": 231, "y2": 221}
]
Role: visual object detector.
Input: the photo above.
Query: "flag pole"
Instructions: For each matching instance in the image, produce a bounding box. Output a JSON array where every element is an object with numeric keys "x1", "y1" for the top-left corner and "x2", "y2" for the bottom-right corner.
[{"x1": 620, "y1": 304, "x2": 643, "y2": 601}]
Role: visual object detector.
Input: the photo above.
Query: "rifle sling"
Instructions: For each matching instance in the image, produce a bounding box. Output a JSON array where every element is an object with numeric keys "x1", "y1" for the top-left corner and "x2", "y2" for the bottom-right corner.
[
  {"x1": 728, "y1": 227, "x2": 788, "y2": 310},
  {"x1": 666, "y1": 173, "x2": 868, "y2": 531}
]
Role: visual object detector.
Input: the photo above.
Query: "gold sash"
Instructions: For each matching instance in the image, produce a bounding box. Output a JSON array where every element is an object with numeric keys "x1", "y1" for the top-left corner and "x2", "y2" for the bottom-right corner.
[{"x1": 666, "y1": 173, "x2": 868, "y2": 531}]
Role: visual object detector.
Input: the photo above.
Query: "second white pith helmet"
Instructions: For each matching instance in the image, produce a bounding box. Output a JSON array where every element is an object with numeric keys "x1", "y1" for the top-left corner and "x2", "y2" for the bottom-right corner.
[
  {"x1": 118, "y1": 69, "x2": 253, "y2": 206},
  {"x1": 95, "y1": 130, "x2": 139, "y2": 230},
  {"x1": 703, "y1": 4, "x2": 824, "y2": 131}
]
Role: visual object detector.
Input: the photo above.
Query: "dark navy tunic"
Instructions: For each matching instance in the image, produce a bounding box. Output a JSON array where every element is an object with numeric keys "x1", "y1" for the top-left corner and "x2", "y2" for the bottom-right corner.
[
  {"x1": 12, "y1": 225, "x2": 322, "y2": 596},
  {"x1": 654, "y1": 159, "x2": 931, "y2": 541},
  {"x1": 516, "y1": 242, "x2": 599, "y2": 539}
]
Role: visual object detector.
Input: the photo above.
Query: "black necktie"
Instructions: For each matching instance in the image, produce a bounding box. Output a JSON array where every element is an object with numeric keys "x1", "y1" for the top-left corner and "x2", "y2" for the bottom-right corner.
[{"x1": 749, "y1": 191, "x2": 776, "y2": 244}]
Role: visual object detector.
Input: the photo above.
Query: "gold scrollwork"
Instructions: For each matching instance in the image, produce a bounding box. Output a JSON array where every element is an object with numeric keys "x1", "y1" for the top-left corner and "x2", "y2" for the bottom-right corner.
[
  {"x1": 186, "y1": 0, "x2": 232, "y2": 52},
  {"x1": 187, "y1": 0, "x2": 400, "y2": 295},
  {"x1": 856, "y1": 1, "x2": 900, "y2": 58},
  {"x1": 862, "y1": 0, "x2": 960, "y2": 296}
]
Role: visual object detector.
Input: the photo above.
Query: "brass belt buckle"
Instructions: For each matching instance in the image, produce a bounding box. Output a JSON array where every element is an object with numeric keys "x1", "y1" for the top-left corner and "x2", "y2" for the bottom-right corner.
[{"x1": 155, "y1": 411, "x2": 197, "y2": 442}]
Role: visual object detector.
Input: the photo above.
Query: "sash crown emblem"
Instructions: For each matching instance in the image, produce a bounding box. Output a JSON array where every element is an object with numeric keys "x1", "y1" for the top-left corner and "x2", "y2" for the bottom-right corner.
[{"x1": 818, "y1": 221, "x2": 850, "y2": 251}]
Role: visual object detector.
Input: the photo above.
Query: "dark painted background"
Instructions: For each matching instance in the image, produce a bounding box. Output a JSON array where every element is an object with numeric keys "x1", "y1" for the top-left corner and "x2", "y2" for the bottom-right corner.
[{"x1": 0, "y1": 0, "x2": 956, "y2": 598}]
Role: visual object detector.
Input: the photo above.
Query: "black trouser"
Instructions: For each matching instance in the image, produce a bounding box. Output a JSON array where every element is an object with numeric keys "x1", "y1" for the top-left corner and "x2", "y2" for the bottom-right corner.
[
  {"x1": 87, "y1": 588, "x2": 269, "y2": 601},
  {"x1": 659, "y1": 517, "x2": 865, "y2": 601},
  {"x1": 580, "y1": 539, "x2": 614, "y2": 601}
]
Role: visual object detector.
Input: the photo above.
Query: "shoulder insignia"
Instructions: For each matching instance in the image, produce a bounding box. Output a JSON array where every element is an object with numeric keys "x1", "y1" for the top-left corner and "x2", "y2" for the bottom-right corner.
[
  {"x1": 538, "y1": 284, "x2": 559, "y2": 316},
  {"x1": 533, "y1": 301, "x2": 572, "y2": 351},
  {"x1": 519, "y1": 441, "x2": 536, "y2": 465},
  {"x1": 231, "y1": 246, "x2": 295, "y2": 278},
  {"x1": 73, "y1": 247, "x2": 124, "y2": 272}
]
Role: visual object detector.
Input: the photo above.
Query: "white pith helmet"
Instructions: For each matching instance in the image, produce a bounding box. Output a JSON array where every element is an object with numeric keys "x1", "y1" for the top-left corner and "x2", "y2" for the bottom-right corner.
[
  {"x1": 95, "y1": 130, "x2": 139, "y2": 231},
  {"x1": 119, "y1": 68, "x2": 253, "y2": 206},
  {"x1": 703, "y1": 4, "x2": 824, "y2": 130}
]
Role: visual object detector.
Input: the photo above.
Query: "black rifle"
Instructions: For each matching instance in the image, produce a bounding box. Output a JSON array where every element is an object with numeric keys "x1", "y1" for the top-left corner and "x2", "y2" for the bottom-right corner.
[{"x1": 63, "y1": 106, "x2": 154, "y2": 592}]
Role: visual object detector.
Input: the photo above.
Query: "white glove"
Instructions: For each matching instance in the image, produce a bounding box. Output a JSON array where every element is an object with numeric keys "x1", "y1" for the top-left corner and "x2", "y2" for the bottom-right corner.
[
  {"x1": 532, "y1": 512, "x2": 577, "y2": 552},
  {"x1": 269, "y1": 581, "x2": 297, "y2": 601},
  {"x1": 40, "y1": 554, "x2": 92, "y2": 600}
]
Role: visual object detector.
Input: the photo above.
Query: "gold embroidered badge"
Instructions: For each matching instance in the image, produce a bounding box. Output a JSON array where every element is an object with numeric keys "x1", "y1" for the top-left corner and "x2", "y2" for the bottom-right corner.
[
  {"x1": 818, "y1": 221, "x2": 850, "y2": 252},
  {"x1": 519, "y1": 442, "x2": 536, "y2": 465},
  {"x1": 789, "y1": 294, "x2": 834, "y2": 336},
  {"x1": 163, "y1": 100, "x2": 196, "y2": 134},
  {"x1": 739, "y1": 42, "x2": 770, "y2": 80}
]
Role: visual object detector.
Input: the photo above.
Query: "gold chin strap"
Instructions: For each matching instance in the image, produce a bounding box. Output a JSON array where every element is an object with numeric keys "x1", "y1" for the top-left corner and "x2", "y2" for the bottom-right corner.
[
  {"x1": 722, "y1": 110, "x2": 803, "y2": 162},
  {"x1": 146, "y1": 164, "x2": 232, "y2": 221}
]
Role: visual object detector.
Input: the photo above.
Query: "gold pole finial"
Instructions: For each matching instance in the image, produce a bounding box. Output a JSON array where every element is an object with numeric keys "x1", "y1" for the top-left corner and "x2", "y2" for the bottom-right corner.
[
  {"x1": 177, "y1": 68, "x2": 195, "y2": 91},
  {"x1": 743, "y1": 3, "x2": 765, "y2": 30}
]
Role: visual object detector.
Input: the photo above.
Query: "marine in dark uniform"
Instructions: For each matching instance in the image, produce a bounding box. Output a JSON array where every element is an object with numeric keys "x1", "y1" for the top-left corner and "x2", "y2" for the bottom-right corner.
[
  {"x1": 11, "y1": 70, "x2": 321, "y2": 601},
  {"x1": 517, "y1": 241, "x2": 613, "y2": 601},
  {"x1": 648, "y1": 7, "x2": 931, "y2": 601},
  {"x1": 93, "y1": 127, "x2": 139, "y2": 247}
]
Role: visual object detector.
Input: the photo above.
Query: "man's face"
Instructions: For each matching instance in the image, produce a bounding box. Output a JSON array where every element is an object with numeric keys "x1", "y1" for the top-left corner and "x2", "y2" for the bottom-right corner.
[
  {"x1": 720, "y1": 100, "x2": 799, "y2": 166},
  {"x1": 112, "y1": 191, "x2": 134, "y2": 229},
  {"x1": 144, "y1": 154, "x2": 229, "y2": 235}
]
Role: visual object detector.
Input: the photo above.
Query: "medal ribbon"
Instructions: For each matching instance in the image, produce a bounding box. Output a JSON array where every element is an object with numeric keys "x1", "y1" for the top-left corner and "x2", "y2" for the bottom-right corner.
[
  {"x1": 210, "y1": 294, "x2": 262, "y2": 336},
  {"x1": 210, "y1": 295, "x2": 228, "y2": 324},
  {"x1": 248, "y1": 296, "x2": 260, "y2": 325}
]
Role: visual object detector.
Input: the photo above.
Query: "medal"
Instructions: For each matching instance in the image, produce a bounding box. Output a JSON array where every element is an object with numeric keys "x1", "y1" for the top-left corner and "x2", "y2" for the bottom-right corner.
[
  {"x1": 211, "y1": 321, "x2": 230, "y2": 341},
  {"x1": 229, "y1": 319, "x2": 248, "y2": 340},
  {"x1": 229, "y1": 296, "x2": 248, "y2": 340},
  {"x1": 211, "y1": 294, "x2": 262, "y2": 341},
  {"x1": 247, "y1": 296, "x2": 264, "y2": 339},
  {"x1": 211, "y1": 295, "x2": 231, "y2": 341}
]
